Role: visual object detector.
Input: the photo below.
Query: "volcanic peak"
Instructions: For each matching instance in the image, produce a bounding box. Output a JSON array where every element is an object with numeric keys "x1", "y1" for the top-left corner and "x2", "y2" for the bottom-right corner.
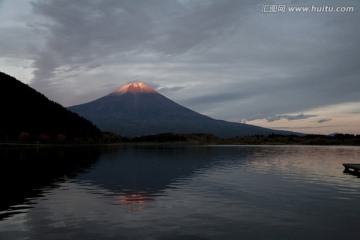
[{"x1": 111, "y1": 82, "x2": 157, "y2": 95}]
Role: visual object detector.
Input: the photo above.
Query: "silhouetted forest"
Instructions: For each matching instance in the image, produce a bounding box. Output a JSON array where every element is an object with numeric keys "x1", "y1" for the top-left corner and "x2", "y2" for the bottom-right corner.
[
  {"x1": 125, "y1": 133, "x2": 360, "y2": 146},
  {"x1": 0, "y1": 72, "x2": 101, "y2": 142}
]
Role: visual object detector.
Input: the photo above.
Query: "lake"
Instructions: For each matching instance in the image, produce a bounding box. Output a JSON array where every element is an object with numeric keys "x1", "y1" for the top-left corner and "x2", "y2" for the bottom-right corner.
[{"x1": 1, "y1": 145, "x2": 360, "y2": 239}]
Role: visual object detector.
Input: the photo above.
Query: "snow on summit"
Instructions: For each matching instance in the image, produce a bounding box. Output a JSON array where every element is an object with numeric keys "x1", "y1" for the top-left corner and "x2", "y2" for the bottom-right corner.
[{"x1": 111, "y1": 83, "x2": 157, "y2": 95}]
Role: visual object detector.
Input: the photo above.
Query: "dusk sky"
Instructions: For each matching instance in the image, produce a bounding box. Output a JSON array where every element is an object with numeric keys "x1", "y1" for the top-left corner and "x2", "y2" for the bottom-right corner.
[{"x1": 1, "y1": 0, "x2": 359, "y2": 134}]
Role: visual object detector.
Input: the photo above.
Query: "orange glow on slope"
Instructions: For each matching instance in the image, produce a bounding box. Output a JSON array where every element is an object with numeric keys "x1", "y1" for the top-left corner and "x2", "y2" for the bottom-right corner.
[{"x1": 112, "y1": 82, "x2": 157, "y2": 94}]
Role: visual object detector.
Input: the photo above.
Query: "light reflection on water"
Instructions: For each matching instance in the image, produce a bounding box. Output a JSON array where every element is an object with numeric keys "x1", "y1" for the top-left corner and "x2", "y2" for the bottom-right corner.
[{"x1": 1, "y1": 145, "x2": 360, "y2": 240}]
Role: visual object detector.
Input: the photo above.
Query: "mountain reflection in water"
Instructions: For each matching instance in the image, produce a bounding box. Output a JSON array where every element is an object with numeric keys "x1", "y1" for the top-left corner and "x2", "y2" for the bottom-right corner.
[
  {"x1": 1, "y1": 145, "x2": 360, "y2": 240},
  {"x1": 80, "y1": 146, "x2": 247, "y2": 188},
  {"x1": 76, "y1": 146, "x2": 254, "y2": 210}
]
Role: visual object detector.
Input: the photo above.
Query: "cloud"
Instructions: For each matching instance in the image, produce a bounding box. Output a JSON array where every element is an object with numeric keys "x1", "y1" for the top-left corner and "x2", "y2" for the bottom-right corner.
[
  {"x1": 30, "y1": 0, "x2": 158, "y2": 86},
  {"x1": 20, "y1": 0, "x2": 360, "y2": 114},
  {"x1": 158, "y1": 86, "x2": 185, "y2": 93},
  {"x1": 317, "y1": 118, "x2": 332, "y2": 123},
  {"x1": 28, "y1": 0, "x2": 253, "y2": 95},
  {"x1": 184, "y1": 91, "x2": 253, "y2": 106},
  {"x1": 247, "y1": 113, "x2": 317, "y2": 122},
  {"x1": 271, "y1": 125, "x2": 348, "y2": 130}
]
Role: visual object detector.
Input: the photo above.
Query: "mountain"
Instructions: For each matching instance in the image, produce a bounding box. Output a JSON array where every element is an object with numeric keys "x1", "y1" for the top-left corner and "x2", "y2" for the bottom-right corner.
[
  {"x1": 0, "y1": 71, "x2": 101, "y2": 142},
  {"x1": 68, "y1": 82, "x2": 295, "y2": 137}
]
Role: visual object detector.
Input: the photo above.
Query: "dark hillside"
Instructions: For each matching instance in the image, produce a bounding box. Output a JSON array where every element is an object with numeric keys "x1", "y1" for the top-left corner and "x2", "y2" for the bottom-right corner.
[{"x1": 0, "y1": 72, "x2": 101, "y2": 142}]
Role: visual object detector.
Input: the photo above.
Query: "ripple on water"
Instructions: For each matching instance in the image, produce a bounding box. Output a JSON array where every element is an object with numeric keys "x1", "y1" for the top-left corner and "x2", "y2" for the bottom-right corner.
[{"x1": 1, "y1": 145, "x2": 360, "y2": 240}]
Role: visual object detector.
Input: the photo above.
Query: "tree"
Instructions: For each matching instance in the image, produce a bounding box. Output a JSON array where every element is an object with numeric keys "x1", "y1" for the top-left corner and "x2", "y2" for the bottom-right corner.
[{"x1": 19, "y1": 132, "x2": 30, "y2": 141}]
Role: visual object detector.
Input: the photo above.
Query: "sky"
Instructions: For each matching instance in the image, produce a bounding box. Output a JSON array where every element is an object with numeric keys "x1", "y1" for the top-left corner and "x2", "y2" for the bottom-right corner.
[{"x1": 1, "y1": 0, "x2": 359, "y2": 135}]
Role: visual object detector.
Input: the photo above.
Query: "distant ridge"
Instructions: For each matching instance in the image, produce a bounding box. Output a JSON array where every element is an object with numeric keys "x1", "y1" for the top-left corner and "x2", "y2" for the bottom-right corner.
[
  {"x1": 0, "y1": 71, "x2": 101, "y2": 142},
  {"x1": 69, "y1": 82, "x2": 296, "y2": 137}
]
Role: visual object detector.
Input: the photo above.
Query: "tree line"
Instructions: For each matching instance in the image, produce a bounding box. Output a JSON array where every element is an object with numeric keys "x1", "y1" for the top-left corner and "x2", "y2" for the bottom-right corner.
[{"x1": 123, "y1": 133, "x2": 360, "y2": 146}]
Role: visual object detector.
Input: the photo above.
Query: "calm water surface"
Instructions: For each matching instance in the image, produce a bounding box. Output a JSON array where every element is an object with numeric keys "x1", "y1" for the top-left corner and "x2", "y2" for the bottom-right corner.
[{"x1": 1, "y1": 145, "x2": 360, "y2": 240}]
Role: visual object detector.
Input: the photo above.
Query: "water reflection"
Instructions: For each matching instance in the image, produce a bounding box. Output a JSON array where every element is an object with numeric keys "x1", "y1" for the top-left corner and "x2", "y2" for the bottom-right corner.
[
  {"x1": 1, "y1": 145, "x2": 360, "y2": 240},
  {"x1": 0, "y1": 145, "x2": 100, "y2": 220},
  {"x1": 243, "y1": 145, "x2": 360, "y2": 186},
  {"x1": 77, "y1": 145, "x2": 258, "y2": 208}
]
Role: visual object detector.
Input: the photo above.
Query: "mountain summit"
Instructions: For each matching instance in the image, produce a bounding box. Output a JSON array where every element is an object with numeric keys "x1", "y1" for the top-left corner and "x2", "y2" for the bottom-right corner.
[
  {"x1": 69, "y1": 82, "x2": 293, "y2": 137},
  {"x1": 111, "y1": 82, "x2": 157, "y2": 95}
]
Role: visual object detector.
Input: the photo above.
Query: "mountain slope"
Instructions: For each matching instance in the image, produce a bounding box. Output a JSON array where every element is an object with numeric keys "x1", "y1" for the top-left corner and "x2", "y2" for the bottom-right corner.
[
  {"x1": 0, "y1": 71, "x2": 101, "y2": 141},
  {"x1": 69, "y1": 82, "x2": 294, "y2": 137}
]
